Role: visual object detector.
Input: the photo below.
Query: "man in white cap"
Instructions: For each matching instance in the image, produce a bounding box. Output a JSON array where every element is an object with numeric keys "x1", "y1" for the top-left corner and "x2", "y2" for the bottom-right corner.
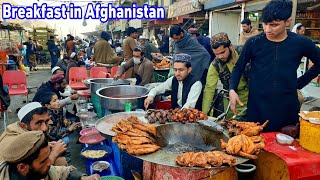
[
  {"x1": 0, "y1": 102, "x2": 68, "y2": 166},
  {"x1": 51, "y1": 66, "x2": 64, "y2": 75},
  {"x1": 0, "y1": 131, "x2": 100, "y2": 180},
  {"x1": 144, "y1": 53, "x2": 202, "y2": 109},
  {"x1": 138, "y1": 35, "x2": 159, "y2": 60}
]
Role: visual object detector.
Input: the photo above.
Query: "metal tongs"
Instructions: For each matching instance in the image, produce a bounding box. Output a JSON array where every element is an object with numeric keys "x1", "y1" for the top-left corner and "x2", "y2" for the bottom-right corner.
[{"x1": 198, "y1": 117, "x2": 224, "y2": 134}]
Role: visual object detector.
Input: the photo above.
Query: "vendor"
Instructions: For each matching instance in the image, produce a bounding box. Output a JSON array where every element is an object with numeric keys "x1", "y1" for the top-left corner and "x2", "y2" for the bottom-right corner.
[
  {"x1": 229, "y1": 0, "x2": 320, "y2": 132},
  {"x1": 114, "y1": 48, "x2": 154, "y2": 86},
  {"x1": 202, "y1": 32, "x2": 249, "y2": 119},
  {"x1": 144, "y1": 53, "x2": 202, "y2": 109}
]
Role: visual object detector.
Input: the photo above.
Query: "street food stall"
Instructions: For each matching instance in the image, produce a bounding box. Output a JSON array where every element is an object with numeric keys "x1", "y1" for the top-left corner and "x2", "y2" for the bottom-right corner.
[{"x1": 0, "y1": 21, "x2": 25, "y2": 74}]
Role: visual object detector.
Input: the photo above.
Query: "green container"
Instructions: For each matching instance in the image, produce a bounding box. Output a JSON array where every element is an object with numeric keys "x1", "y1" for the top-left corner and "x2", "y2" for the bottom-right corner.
[
  {"x1": 101, "y1": 176, "x2": 124, "y2": 180},
  {"x1": 153, "y1": 69, "x2": 169, "y2": 82},
  {"x1": 91, "y1": 93, "x2": 103, "y2": 118}
]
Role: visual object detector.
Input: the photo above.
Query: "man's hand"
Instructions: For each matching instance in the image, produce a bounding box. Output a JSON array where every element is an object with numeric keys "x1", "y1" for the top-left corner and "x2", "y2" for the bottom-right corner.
[
  {"x1": 229, "y1": 89, "x2": 244, "y2": 115},
  {"x1": 49, "y1": 140, "x2": 67, "y2": 163},
  {"x1": 70, "y1": 93, "x2": 79, "y2": 100},
  {"x1": 71, "y1": 90, "x2": 77, "y2": 94},
  {"x1": 81, "y1": 174, "x2": 101, "y2": 180},
  {"x1": 68, "y1": 122, "x2": 82, "y2": 131},
  {"x1": 113, "y1": 74, "x2": 121, "y2": 80},
  {"x1": 144, "y1": 96, "x2": 154, "y2": 110}
]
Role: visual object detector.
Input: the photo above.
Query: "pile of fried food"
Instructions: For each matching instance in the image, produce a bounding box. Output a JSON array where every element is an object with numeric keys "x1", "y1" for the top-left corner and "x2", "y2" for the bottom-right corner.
[
  {"x1": 176, "y1": 151, "x2": 237, "y2": 168},
  {"x1": 154, "y1": 59, "x2": 171, "y2": 69},
  {"x1": 219, "y1": 120, "x2": 269, "y2": 159},
  {"x1": 145, "y1": 108, "x2": 208, "y2": 124},
  {"x1": 220, "y1": 134, "x2": 265, "y2": 159},
  {"x1": 111, "y1": 116, "x2": 161, "y2": 155},
  {"x1": 171, "y1": 108, "x2": 208, "y2": 123},
  {"x1": 145, "y1": 109, "x2": 172, "y2": 124},
  {"x1": 220, "y1": 120, "x2": 269, "y2": 137}
]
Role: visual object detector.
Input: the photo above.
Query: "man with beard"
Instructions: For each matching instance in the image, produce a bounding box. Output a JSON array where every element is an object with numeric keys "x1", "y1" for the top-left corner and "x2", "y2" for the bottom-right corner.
[
  {"x1": 238, "y1": 19, "x2": 260, "y2": 45},
  {"x1": 170, "y1": 25, "x2": 210, "y2": 84},
  {"x1": 0, "y1": 131, "x2": 100, "y2": 179},
  {"x1": 202, "y1": 33, "x2": 249, "y2": 118},
  {"x1": 0, "y1": 102, "x2": 67, "y2": 166},
  {"x1": 229, "y1": 0, "x2": 320, "y2": 132},
  {"x1": 144, "y1": 54, "x2": 202, "y2": 109},
  {"x1": 32, "y1": 74, "x2": 79, "y2": 107}
]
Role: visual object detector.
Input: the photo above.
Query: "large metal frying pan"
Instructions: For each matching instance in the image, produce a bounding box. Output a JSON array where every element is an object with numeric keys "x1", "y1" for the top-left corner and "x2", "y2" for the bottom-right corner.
[
  {"x1": 95, "y1": 112, "x2": 249, "y2": 169},
  {"x1": 134, "y1": 123, "x2": 249, "y2": 169}
]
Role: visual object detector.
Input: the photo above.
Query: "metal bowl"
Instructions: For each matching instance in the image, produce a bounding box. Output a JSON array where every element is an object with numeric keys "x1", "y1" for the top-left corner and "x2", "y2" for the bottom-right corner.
[
  {"x1": 96, "y1": 85, "x2": 149, "y2": 112},
  {"x1": 90, "y1": 78, "x2": 130, "y2": 95},
  {"x1": 91, "y1": 161, "x2": 110, "y2": 172}
]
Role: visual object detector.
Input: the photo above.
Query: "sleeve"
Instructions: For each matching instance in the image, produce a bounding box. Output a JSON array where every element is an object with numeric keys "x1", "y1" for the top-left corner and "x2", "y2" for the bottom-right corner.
[
  {"x1": 182, "y1": 81, "x2": 203, "y2": 109},
  {"x1": 67, "y1": 169, "x2": 86, "y2": 180},
  {"x1": 139, "y1": 62, "x2": 154, "y2": 86},
  {"x1": 117, "y1": 59, "x2": 134, "y2": 75},
  {"x1": 59, "y1": 97, "x2": 72, "y2": 107},
  {"x1": 297, "y1": 40, "x2": 320, "y2": 89},
  {"x1": 129, "y1": 39, "x2": 137, "y2": 50},
  {"x1": 148, "y1": 76, "x2": 173, "y2": 97},
  {"x1": 202, "y1": 64, "x2": 219, "y2": 113},
  {"x1": 229, "y1": 40, "x2": 253, "y2": 91}
]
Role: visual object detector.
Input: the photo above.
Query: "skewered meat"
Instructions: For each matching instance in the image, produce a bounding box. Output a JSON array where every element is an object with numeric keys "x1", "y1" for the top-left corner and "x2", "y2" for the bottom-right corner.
[
  {"x1": 220, "y1": 134, "x2": 265, "y2": 159},
  {"x1": 176, "y1": 151, "x2": 236, "y2": 168},
  {"x1": 145, "y1": 109, "x2": 172, "y2": 124}
]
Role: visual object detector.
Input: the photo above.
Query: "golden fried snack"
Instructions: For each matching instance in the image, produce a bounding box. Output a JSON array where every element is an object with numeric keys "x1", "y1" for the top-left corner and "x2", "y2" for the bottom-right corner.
[
  {"x1": 127, "y1": 116, "x2": 157, "y2": 136},
  {"x1": 126, "y1": 144, "x2": 161, "y2": 155},
  {"x1": 220, "y1": 134, "x2": 263, "y2": 159}
]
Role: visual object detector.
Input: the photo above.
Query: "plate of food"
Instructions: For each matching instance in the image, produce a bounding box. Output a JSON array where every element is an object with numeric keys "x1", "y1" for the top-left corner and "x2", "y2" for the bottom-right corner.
[{"x1": 81, "y1": 145, "x2": 112, "y2": 160}]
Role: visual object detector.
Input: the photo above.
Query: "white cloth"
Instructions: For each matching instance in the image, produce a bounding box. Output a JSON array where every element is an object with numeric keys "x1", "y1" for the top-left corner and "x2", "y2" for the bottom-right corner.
[{"x1": 148, "y1": 76, "x2": 202, "y2": 109}]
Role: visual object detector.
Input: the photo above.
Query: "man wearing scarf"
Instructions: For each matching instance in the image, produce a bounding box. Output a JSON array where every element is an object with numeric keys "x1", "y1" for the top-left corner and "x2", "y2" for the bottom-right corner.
[
  {"x1": 202, "y1": 33, "x2": 249, "y2": 119},
  {"x1": 0, "y1": 131, "x2": 100, "y2": 180},
  {"x1": 170, "y1": 25, "x2": 211, "y2": 84}
]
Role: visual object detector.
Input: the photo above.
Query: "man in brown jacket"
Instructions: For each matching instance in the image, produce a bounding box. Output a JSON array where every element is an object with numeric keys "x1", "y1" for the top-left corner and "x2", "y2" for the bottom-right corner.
[
  {"x1": 122, "y1": 27, "x2": 138, "y2": 78},
  {"x1": 94, "y1": 31, "x2": 122, "y2": 66},
  {"x1": 238, "y1": 19, "x2": 260, "y2": 45},
  {"x1": 114, "y1": 48, "x2": 154, "y2": 86}
]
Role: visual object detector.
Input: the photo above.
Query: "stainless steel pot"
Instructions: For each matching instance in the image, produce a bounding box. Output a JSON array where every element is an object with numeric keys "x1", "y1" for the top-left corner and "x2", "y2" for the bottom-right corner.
[
  {"x1": 96, "y1": 85, "x2": 149, "y2": 111},
  {"x1": 90, "y1": 78, "x2": 130, "y2": 95}
]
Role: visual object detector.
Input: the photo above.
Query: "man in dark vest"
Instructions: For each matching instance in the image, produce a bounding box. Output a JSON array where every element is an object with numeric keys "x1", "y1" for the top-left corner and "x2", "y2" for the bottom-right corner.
[
  {"x1": 202, "y1": 32, "x2": 249, "y2": 119},
  {"x1": 144, "y1": 53, "x2": 202, "y2": 109}
]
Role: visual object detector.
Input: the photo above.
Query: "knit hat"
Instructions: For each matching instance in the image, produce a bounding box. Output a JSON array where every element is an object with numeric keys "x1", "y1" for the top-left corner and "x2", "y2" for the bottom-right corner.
[
  {"x1": 210, "y1": 32, "x2": 231, "y2": 48},
  {"x1": 101, "y1": 31, "x2": 111, "y2": 41},
  {"x1": 2, "y1": 131, "x2": 46, "y2": 163},
  {"x1": 174, "y1": 53, "x2": 191, "y2": 62},
  {"x1": 51, "y1": 66, "x2": 62, "y2": 74},
  {"x1": 18, "y1": 102, "x2": 43, "y2": 121},
  {"x1": 50, "y1": 74, "x2": 65, "y2": 84}
]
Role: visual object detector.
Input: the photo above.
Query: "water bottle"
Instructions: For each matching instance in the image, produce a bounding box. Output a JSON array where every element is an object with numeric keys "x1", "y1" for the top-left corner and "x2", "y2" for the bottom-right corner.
[{"x1": 125, "y1": 101, "x2": 132, "y2": 112}]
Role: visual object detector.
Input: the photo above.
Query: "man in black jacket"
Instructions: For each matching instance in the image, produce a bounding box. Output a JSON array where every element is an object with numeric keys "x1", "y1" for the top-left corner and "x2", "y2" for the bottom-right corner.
[{"x1": 158, "y1": 30, "x2": 169, "y2": 55}]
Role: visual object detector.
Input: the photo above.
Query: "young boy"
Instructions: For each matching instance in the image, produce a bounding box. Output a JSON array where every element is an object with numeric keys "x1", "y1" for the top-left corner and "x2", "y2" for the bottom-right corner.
[{"x1": 40, "y1": 92, "x2": 81, "y2": 144}]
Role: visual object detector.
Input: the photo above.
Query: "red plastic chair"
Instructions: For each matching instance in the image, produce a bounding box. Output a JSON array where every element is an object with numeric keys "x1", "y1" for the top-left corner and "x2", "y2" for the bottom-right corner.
[
  {"x1": 90, "y1": 67, "x2": 108, "y2": 78},
  {"x1": 110, "y1": 66, "x2": 125, "y2": 78},
  {"x1": 97, "y1": 71, "x2": 108, "y2": 78},
  {"x1": 3, "y1": 70, "x2": 28, "y2": 102},
  {"x1": 69, "y1": 67, "x2": 89, "y2": 90}
]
